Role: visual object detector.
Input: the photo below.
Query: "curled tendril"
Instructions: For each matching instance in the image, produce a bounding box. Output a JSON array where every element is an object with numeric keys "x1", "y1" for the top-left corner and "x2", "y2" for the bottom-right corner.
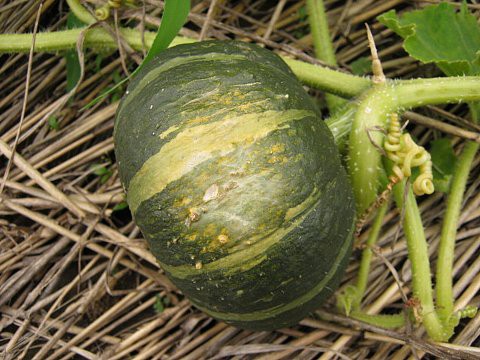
[
  {"x1": 446, "y1": 306, "x2": 478, "y2": 333},
  {"x1": 457, "y1": 305, "x2": 478, "y2": 319},
  {"x1": 108, "y1": 0, "x2": 122, "y2": 8},
  {"x1": 95, "y1": 5, "x2": 110, "y2": 20},
  {"x1": 384, "y1": 113, "x2": 402, "y2": 154},
  {"x1": 384, "y1": 113, "x2": 434, "y2": 196},
  {"x1": 414, "y1": 156, "x2": 434, "y2": 195},
  {"x1": 97, "y1": 0, "x2": 132, "y2": 18}
]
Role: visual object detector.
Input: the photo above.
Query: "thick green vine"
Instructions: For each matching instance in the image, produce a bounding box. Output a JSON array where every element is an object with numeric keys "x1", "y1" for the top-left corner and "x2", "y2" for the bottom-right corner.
[
  {"x1": 348, "y1": 77, "x2": 480, "y2": 213},
  {"x1": 306, "y1": 0, "x2": 346, "y2": 111},
  {"x1": 0, "y1": 29, "x2": 371, "y2": 99},
  {"x1": 436, "y1": 140, "x2": 479, "y2": 327},
  {"x1": 392, "y1": 178, "x2": 446, "y2": 341}
]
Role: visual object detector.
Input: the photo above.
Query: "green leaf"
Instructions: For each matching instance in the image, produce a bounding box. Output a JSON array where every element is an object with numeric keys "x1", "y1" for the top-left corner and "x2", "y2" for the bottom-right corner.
[
  {"x1": 90, "y1": 164, "x2": 112, "y2": 183},
  {"x1": 154, "y1": 295, "x2": 165, "y2": 313},
  {"x1": 48, "y1": 116, "x2": 60, "y2": 131},
  {"x1": 430, "y1": 138, "x2": 456, "y2": 174},
  {"x1": 112, "y1": 201, "x2": 129, "y2": 212},
  {"x1": 138, "y1": 0, "x2": 190, "y2": 71},
  {"x1": 430, "y1": 138, "x2": 457, "y2": 193},
  {"x1": 90, "y1": 165, "x2": 108, "y2": 176},
  {"x1": 100, "y1": 173, "x2": 112, "y2": 184},
  {"x1": 65, "y1": 12, "x2": 84, "y2": 92},
  {"x1": 378, "y1": 3, "x2": 480, "y2": 76},
  {"x1": 350, "y1": 57, "x2": 371, "y2": 76}
]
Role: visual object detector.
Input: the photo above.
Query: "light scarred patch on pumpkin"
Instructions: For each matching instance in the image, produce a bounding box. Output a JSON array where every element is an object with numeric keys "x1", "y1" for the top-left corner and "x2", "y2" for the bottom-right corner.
[{"x1": 203, "y1": 184, "x2": 219, "y2": 202}]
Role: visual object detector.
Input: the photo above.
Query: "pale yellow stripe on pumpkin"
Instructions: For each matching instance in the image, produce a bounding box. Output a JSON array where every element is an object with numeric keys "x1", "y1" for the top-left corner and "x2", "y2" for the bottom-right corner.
[
  {"x1": 284, "y1": 187, "x2": 319, "y2": 222},
  {"x1": 117, "y1": 53, "x2": 248, "y2": 119},
  {"x1": 226, "y1": 185, "x2": 319, "y2": 254},
  {"x1": 159, "y1": 187, "x2": 323, "y2": 279},
  {"x1": 127, "y1": 109, "x2": 315, "y2": 213},
  {"x1": 159, "y1": 124, "x2": 180, "y2": 139},
  {"x1": 191, "y1": 224, "x2": 353, "y2": 322}
]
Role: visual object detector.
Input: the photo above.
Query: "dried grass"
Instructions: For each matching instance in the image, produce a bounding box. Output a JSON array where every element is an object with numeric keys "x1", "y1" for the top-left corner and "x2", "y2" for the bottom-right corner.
[{"x1": 0, "y1": 0, "x2": 479, "y2": 359}]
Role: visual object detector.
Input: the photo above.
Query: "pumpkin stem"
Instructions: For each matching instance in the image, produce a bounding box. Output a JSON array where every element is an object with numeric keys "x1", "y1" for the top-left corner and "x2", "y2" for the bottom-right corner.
[{"x1": 365, "y1": 24, "x2": 385, "y2": 85}]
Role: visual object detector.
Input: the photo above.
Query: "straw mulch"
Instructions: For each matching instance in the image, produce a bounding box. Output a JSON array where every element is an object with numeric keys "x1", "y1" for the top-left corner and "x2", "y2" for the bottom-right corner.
[{"x1": 0, "y1": 0, "x2": 479, "y2": 359}]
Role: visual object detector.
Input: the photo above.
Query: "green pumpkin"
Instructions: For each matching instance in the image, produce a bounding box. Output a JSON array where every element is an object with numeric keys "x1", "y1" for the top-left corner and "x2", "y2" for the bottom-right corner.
[{"x1": 114, "y1": 40, "x2": 355, "y2": 330}]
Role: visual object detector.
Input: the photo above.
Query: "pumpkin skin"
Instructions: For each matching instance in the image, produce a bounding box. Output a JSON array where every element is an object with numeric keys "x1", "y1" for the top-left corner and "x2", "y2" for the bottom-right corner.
[{"x1": 114, "y1": 41, "x2": 355, "y2": 330}]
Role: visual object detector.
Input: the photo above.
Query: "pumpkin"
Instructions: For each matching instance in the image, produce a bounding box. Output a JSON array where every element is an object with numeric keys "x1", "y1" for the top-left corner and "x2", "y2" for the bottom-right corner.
[{"x1": 114, "y1": 40, "x2": 355, "y2": 330}]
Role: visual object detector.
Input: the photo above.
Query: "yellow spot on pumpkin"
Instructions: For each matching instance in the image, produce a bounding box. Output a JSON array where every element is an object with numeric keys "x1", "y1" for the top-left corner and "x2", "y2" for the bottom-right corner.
[
  {"x1": 186, "y1": 114, "x2": 215, "y2": 126},
  {"x1": 203, "y1": 223, "x2": 217, "y2": 237},
  {"x1": 270, "y1": 143, "x2": 285, "y2": 154},
  {"x1": 174, "y1": 197, "x2": 192, "y2": 207},
  {"x1": 293, "y1": 153, "x2": 305, "y2": 162},
  {"x1": 186, "y1": 233, "x2": 197, "y2": 241},
  {"x1": 268, "y1": 155, "x2": 289, "y2": 164},
  {"x1": 244, "y1": 136, "x2": 255, "y2": 144},
  {"x1": 237, "y1": 103, "x2": 254, "y2": 111},
  {"x1": 233, "y1": 89, "x2": 244, "y2": 98},
  {"x1": 218, "y1": 234, "x2": 229, "y2": 244}
]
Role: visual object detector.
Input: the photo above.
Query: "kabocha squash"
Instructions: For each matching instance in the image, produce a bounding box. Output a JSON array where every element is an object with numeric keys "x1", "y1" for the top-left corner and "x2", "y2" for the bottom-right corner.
[{"x1": 114, "y1": 41, "x2": 355, "y2": 330}]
